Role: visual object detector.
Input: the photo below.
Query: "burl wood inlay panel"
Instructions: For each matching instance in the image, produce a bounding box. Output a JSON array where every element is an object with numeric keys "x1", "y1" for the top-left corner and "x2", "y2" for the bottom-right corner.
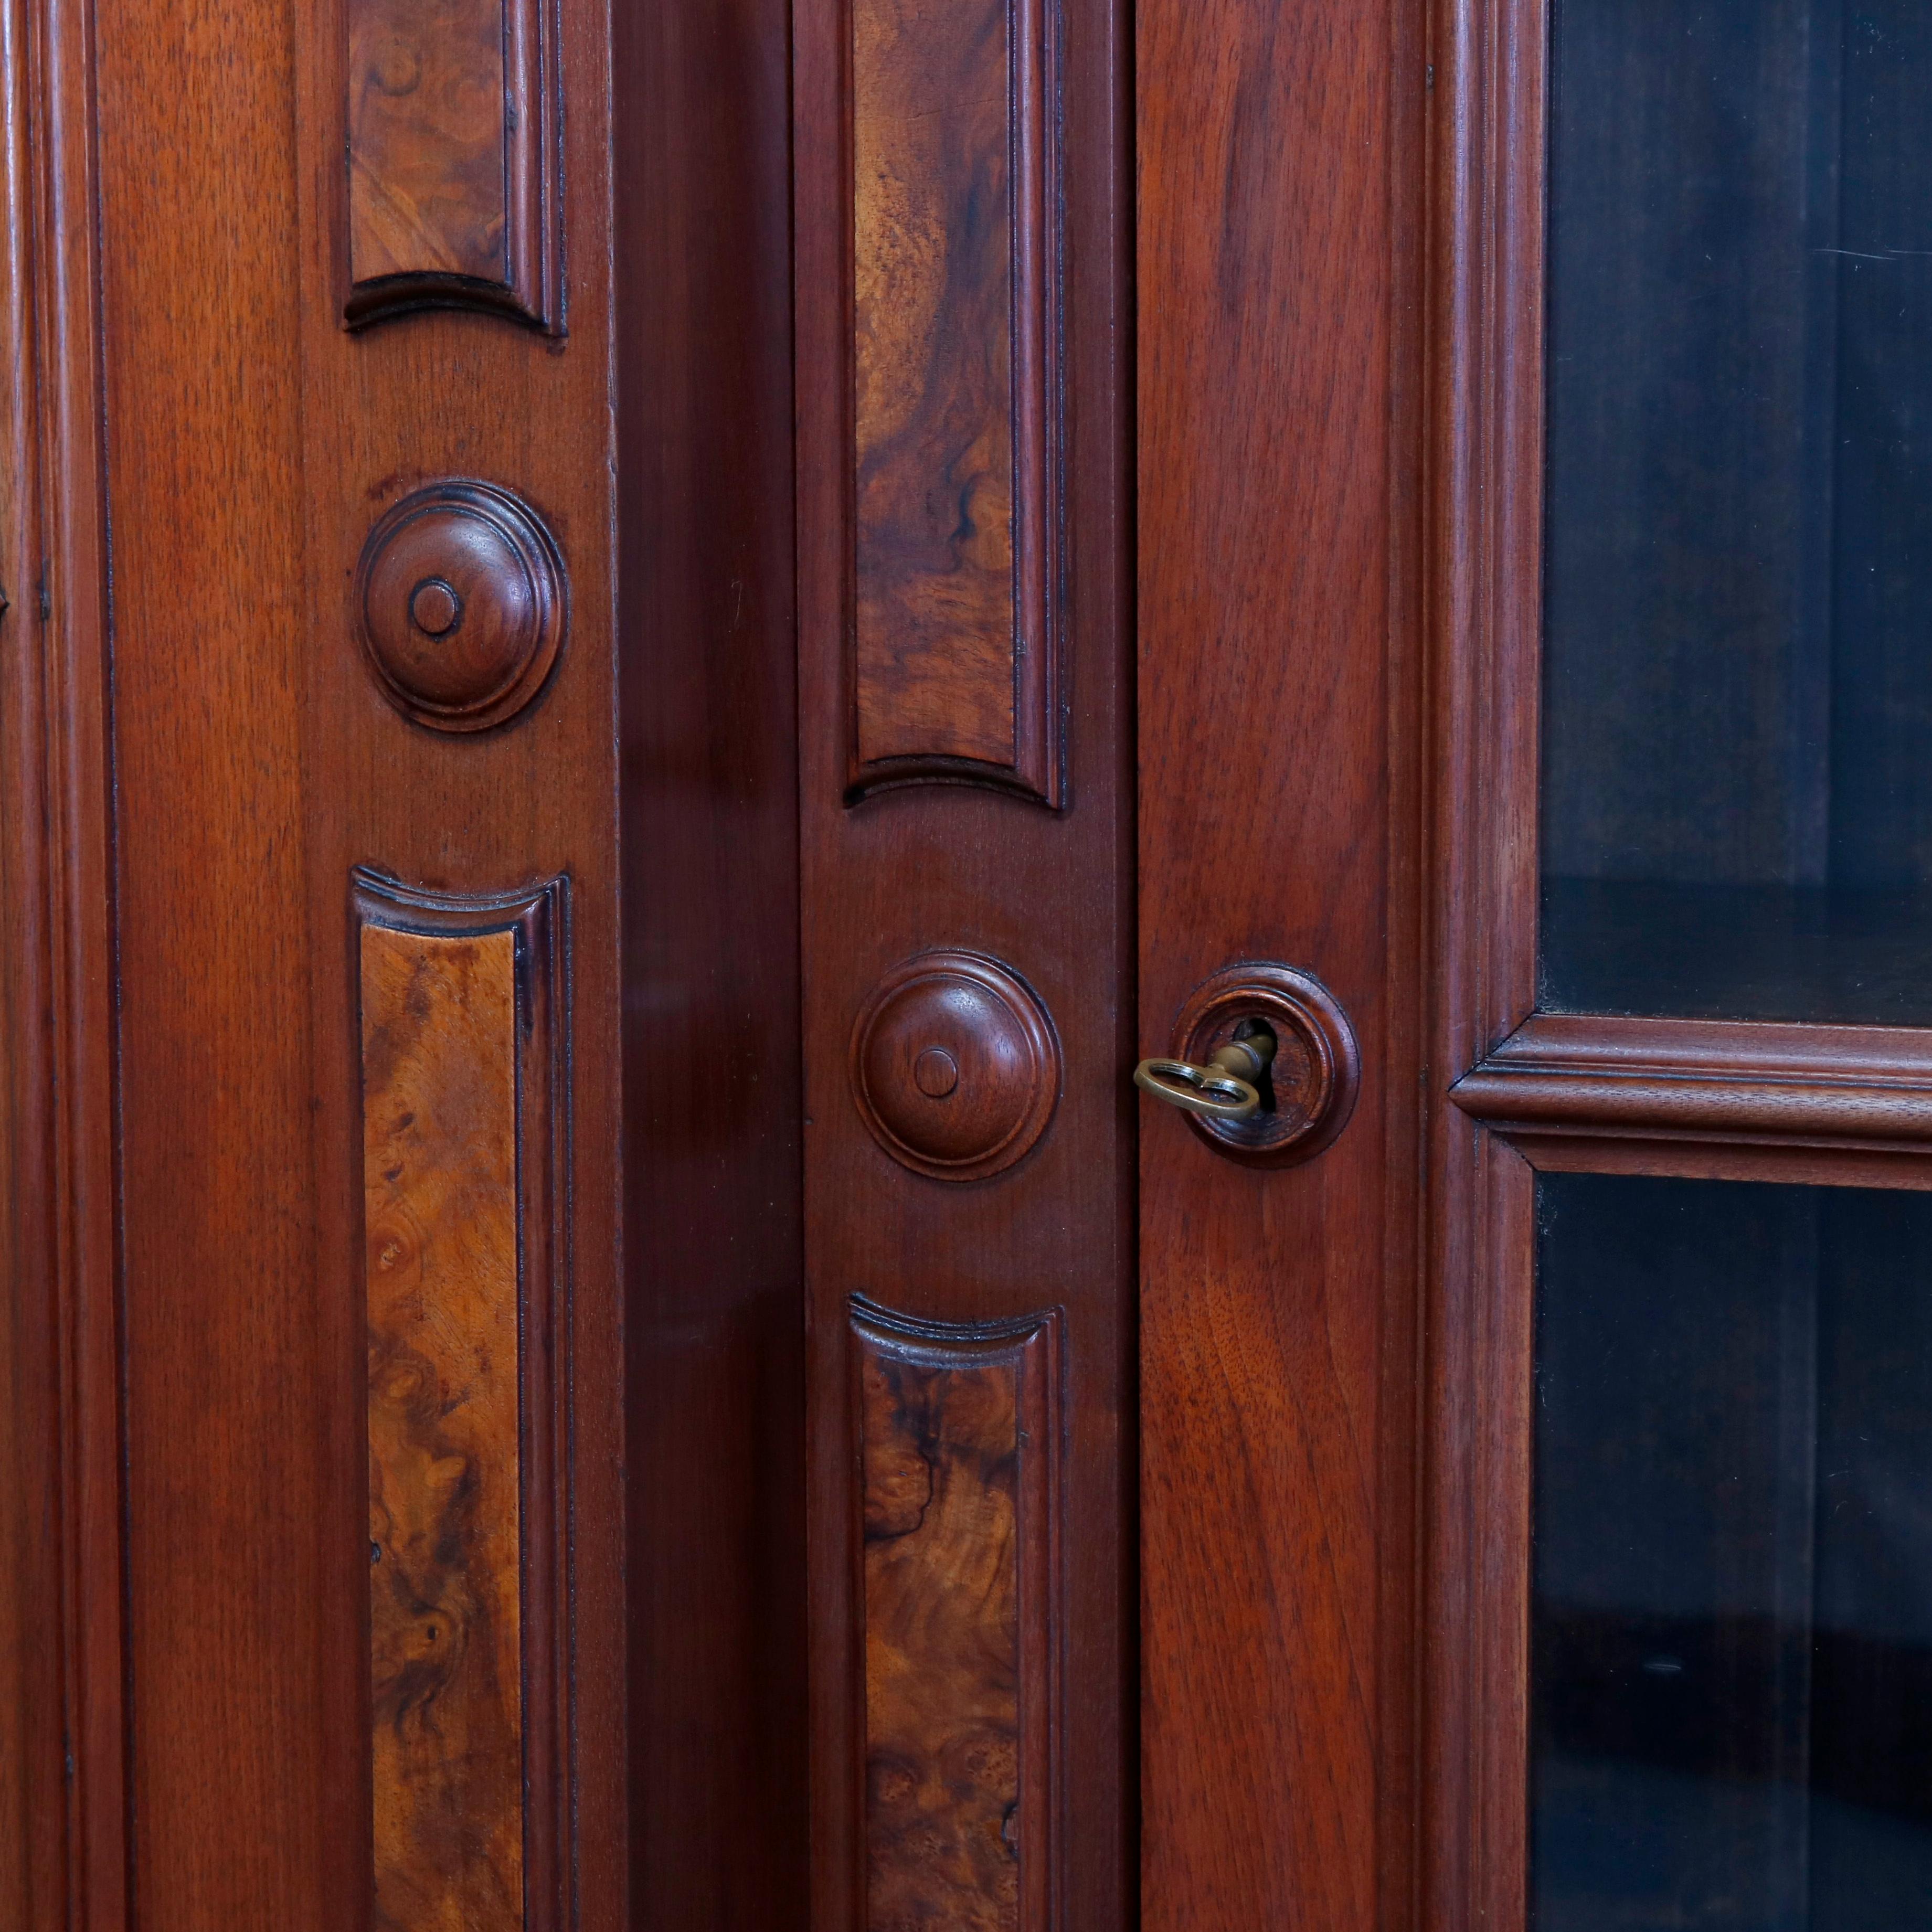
[
  {"x1": 346, "y1": 0, "x2": 561, "y2": 327},
  {"x1": 854, "y1": 1299, "x2": 1060, "y2": 1930},
  {"x1": 850, "y1": 0, "x2": 1060, "y2": 802},
  {"x1": 357, "y1": 873, "x2": 567, "y2": 1931}
]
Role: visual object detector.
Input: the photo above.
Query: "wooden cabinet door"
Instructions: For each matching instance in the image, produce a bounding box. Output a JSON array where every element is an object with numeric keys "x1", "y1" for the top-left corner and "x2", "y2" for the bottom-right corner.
[
  {"x1": 31, "y1": 0, "x2": 1932, "y2": 1927},
  {"x1": 9, "y1": 0, "x2": 1419, "y2": 1923},
  {"x1": 8, "y1": 0, "x2": 1410, "y2": 1915}
]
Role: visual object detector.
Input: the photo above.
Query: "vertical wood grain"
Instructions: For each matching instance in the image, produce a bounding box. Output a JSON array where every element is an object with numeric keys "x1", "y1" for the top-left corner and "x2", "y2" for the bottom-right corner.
[
  {"x1": 295, "y1": 0, "x2": 621, "y2": 1893},
  {"x1": 854, "y1": 1301, "x2": 1058, "y2": 1932},
  {"x1": 1423, "y1": 0, "x2": 1554, "y2": 1920},
  {"x1": 0, "y1": 0, "x2": 65, "y2": 1915},
  {"x1": 850, "y1": 0, "x2": 1059, "y2": 801},
  {"x1": 362, "y1": 920, "x2": 524, "y2": 1932},
  {"x1": 612, "y1": 0, "x2": 810, "y2": 1912},
  {"x1": 1137, "y1": 0, "x2": 1416, "y2": 1925},
  {"x1": 10, "y1": 0, "x2": 125, "y2": 1922},
  {"x1": 94, "y1": 0, "x2": 324, "y2": 1907},
  {"x1": 799, "y1": 0, "x2": 1133, "y2": 1909}
]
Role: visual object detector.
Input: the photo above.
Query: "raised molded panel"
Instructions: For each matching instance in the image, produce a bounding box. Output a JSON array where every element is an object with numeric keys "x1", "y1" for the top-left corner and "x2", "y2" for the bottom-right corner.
[
  {"x1": 850, "y1": 0, "x2": 1061, "y2": 803},
  {"x1": 345, "y1": 0, "x2": 562, "y2": 330},
  {"x1": 852, "y1": 1297, "x2": 1061, "y2": 1929},
  {"x1": 356, "y1": 871, "x2": 568, "y2": 1930}
]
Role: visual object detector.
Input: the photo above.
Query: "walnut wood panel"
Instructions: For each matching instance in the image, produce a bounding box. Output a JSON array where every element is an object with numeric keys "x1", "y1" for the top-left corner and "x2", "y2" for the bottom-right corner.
[
  {"x1": 854, "y1": 1300, "x2": 1059, "y2": 1932},
  {"x1": 345, "y1": 0, "x2": 561, "y2": 328},
  {"x1": 1137, "y1": 0, "x2": 1423, "y2": 1923},
  {"x1": 357, "y1": 875, "x2": 566, "y2": 1932},
  {"x1": 1453, "y1": 1012, "x2": 1932, "y2": 1149},
  {"x1": 849, "y1": 0, "x2": 1060, "y2": 802},
  {"x1": 798, "y1": 0, "x2": 1129, "y2": 1913}
]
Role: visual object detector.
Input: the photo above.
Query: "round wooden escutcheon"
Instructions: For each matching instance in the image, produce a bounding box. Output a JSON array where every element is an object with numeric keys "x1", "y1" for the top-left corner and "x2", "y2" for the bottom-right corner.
[
  {"x1": 1169, "y1": 962, "x2": 1361, "y2": 1166},
  {"x1": 356, "y1": 480, "x2": 566, "y2": 731},
  {"x1": 850, "y1": 951, "x2": 1061, "y2": 1182}
]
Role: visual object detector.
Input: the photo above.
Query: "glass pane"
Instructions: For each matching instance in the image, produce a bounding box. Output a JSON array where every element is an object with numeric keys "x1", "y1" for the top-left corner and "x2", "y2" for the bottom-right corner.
[
  {"x1": 1533, "y1": 1175, "x2": 1932, "y2": 1932},
  {"x1": 1541, "y1": 0, "x2": 1932, "y2": 1022}
]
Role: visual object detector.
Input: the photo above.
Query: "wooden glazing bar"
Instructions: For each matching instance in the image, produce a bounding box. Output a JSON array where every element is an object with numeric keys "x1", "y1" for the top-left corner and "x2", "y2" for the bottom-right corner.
[{"x1": 1453, "y1": 1011, "x2": 1932, "y2": 1146}]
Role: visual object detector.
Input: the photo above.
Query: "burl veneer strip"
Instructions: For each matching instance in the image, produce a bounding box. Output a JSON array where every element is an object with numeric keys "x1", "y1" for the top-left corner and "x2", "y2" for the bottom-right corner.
[
  {"x1": 357, "y1": 873, "x2": 566, "y2": 1932},
  {"x1": 345, "y1": 0, "x2": 561, "y2": 327},
  {"x1": 853, "y1": 1299, "x2": 1060, "y2": 1931},
  {"x1": 850, "y1": 0, "x2": 1059, "y2": 802}
]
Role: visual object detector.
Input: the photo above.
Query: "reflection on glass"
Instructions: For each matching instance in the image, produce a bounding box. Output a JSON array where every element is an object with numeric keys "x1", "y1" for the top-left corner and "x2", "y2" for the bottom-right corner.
[
  {"x1": 1533, "y1": 1176, "x2": 1932, "y2": 1932},
  {"x1": 1542, "y1": 0, "x2": 1932, "y2": 1020}
]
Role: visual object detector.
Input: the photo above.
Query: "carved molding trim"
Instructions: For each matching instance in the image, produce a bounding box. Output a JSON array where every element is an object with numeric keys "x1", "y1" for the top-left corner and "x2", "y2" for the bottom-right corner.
[
  {"x1": 344, "y1": 0, "x2": 564, "y2": 330},
  {"x1": 850, "y1": 950, "x2": 1061, "y2": 1181},
  {"x1": 354, "y1": 869, "x2": 570, "y2": 1931},
  {"x1": 846, "y1": 0, "x2": 1064, "y2": 805},
  {"x1": 850, "y1": 1297, "x2": 1063, "y2": 1932},
  {"x1": 355, "y1": 481, "x2": 567, "y2": 733},
  {"x1": 1452, "y1": 1011, "x2": 1932, "y2": 1152}
]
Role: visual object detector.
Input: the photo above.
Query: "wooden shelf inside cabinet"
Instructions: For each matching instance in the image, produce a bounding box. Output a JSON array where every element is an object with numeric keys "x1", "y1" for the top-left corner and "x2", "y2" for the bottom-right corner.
[{"x1": 1450, "y1": 1012, "x2": 1932, "y2": 1184}]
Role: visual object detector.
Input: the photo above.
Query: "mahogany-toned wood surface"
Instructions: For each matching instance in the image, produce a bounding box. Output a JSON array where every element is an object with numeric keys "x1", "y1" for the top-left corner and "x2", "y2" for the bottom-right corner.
[
  {"x1": 612, "y1": 0, "x2": 807, "y2": 1911},
  {"x1": 0, "y1": 0, "x2": 628, "y2": 1914},
  {"x1": 1418, "y1": 0, "x2": 1932, "y2": 1920},
  {"x1": 798, "y1": 0, "x2": 1130, "y2": 1920},
  {"x1": 1137, "y1": 0, "x2": 1423, "y2": 1924},
  {"x1": 1455, "y1": 1012, "x2": 1932, "y2": 1149}
]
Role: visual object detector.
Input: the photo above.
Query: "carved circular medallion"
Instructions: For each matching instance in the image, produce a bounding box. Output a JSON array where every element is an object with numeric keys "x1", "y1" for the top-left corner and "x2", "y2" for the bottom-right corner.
[
  {"x1": 1166, "y1": 962, "x2": 1360, "y2": 1166},
  {"x1": 850, "y1": 951, "x2": 1061, "y2": 1182},
  {"x1": 356, "y1": 480, "x2": 566, "y2": 731}
]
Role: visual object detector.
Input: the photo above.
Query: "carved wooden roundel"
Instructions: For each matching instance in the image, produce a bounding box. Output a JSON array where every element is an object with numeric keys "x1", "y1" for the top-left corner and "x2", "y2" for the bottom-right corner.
[
  {"x1": 850, "y1": 951, "x2": 1061, "y2": 1182},
  {"x1": 356, "y1": 480, "x2": 566, "y2": 732},
  {"x1": 1169, "y1": 962, "x2": 1361, "y2": 1166}
]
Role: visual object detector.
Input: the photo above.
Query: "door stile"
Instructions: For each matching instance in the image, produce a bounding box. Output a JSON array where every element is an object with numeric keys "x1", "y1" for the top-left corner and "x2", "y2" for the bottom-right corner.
[
  {"x1": 794, "y1": 0, "x2": 1135, "y2": 1916},
  {"x1": 1137, "y1": 0, "x2": 1424, "y2": 1923},
  {"x1": 1421, "y1": 0, "x2": 1546, "y2": 1917}
]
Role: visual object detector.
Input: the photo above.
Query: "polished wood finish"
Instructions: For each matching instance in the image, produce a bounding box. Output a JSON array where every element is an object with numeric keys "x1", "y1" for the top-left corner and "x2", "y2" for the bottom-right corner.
[
  {"x1": 357, "y1": 480, "x2": 567, "y2": 731},
  {"x1": 850, "y1": 0, "x2": 1060, "y2": 803},
  {"x1": 1137, "y1": 0, "x2": 1423, "y2": 1923},
  {"x1": 613, "y1": 0, "x2": 808, "y2": 1914},
  {"x1": 363, "y1": 919, "x2": 523, "y2": 1929},
  {"x1": 848, "y1": 950, "x2": 1061, "y2": 1181},
  {"x1": 0, "y1": 0, "x2": 624, "y2": 1915},
  {"x1": 854, "y1": 1299, "x2": 1059, "y2": 1932},
  {"x1": 1162, "y1": 961, "x2": 1363, "y2": 1167},
  {"x1": 798, "y1": 0, "x2": 1131, "y2": 1913},
  {"x1": 357, "y1": 874, "x2": 568, "y2": 1932},
  {"x1": 345, "y1": 0, "x2": 561, "y2": 328},
  {"x1": 1454, "y1": 1012, "x2": 1932, "y2": 1150},
  {"x1": 1420, "y1": 0, "x2": 1546, "y2": 1913},
  {"x1": 1, "y1": 0, "x2": 124, "y2": 1919}
]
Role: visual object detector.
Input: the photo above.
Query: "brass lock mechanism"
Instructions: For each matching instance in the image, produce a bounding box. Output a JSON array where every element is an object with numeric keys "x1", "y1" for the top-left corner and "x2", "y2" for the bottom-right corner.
[{"x1": 1133, "y1": 1025, "x2": 1276, "y2": 1121}]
